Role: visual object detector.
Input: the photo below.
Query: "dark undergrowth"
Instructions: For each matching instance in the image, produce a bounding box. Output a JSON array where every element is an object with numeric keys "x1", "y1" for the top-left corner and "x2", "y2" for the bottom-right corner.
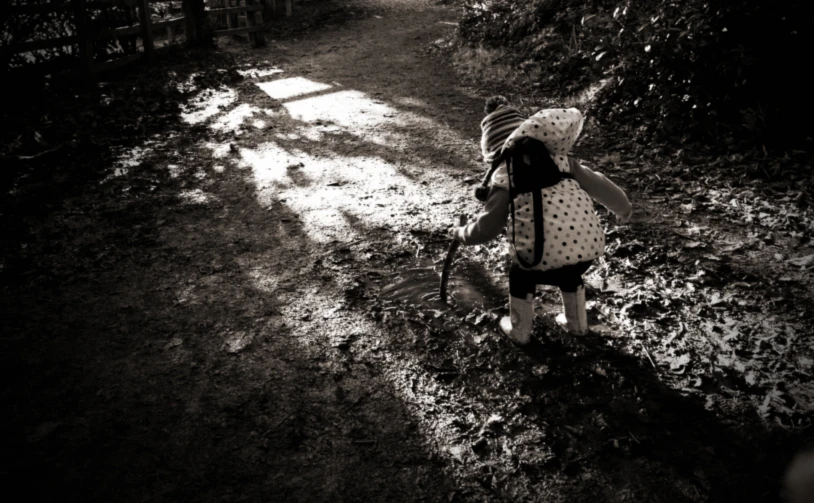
[{"x1": 455, "y1": 0, "x2": 811, "y2": 156}]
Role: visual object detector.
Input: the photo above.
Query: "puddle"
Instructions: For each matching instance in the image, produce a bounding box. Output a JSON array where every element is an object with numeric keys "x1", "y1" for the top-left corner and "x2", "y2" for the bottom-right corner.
[
  {"x1": 380, "y1": 265, "x2": 507, "y2": 311},
  {"x1": 380, "y1": 261, "x2": 567, "y2": 314}
]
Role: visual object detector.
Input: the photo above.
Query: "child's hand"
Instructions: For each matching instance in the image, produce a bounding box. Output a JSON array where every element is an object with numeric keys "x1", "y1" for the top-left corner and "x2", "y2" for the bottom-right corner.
[
  {"x1": 617, "y1": 203, "x2": 633, "y2": 224},
  {"x1": 450, "y1": 226, "x2": 466, "y2": 242},
  {"x1": 618, "y1": 210, "x2": 632, "y2": 224}
]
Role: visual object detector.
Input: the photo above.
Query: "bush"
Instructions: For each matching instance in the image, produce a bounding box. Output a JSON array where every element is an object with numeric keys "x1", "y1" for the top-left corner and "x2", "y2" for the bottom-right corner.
[{"x1": 457, "y1": 0, "x2": 811, "y2": 150}]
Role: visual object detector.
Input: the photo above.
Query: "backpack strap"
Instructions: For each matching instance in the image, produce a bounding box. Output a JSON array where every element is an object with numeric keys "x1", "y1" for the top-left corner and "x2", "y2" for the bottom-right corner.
[
  {"x1": 507, "y1": 153, "x2": 546, "y2": 269},
  {"x1": 506, "y1": 139, "x2": 573, "y2": 269},
  {"x1": 474, "y1": 147, "x2": 513, "y2": 202}
]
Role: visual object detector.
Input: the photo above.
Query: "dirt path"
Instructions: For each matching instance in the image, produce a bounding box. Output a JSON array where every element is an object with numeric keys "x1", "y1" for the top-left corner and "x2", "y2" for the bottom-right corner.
[{"x1": 2, "y1": 0, "x2": 811, "y2": 501}]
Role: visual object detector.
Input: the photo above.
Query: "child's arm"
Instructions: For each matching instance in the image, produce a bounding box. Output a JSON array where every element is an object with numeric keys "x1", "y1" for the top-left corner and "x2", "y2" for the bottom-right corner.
[
  {"x1": 569, "y1": 157, "x2": 633, "y2": 221},
  {"x1": 453, "y1": 188, "x2": 510, "y2": 245}
]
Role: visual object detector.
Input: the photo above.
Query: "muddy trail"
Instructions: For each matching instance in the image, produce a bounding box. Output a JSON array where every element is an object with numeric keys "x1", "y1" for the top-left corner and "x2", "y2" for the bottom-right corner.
[{"x1": 2, "y1": 0, "x2": 812, "y2": 501}]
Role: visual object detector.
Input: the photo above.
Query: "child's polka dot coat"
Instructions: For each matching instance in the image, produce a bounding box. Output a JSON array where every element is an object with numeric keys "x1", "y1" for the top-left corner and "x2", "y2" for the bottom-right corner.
[{"x1": 490, "y1": 108, "x2": 606, "y2": 271}]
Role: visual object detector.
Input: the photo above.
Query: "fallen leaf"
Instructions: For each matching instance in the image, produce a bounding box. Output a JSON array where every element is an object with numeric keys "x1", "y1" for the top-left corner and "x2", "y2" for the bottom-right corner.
[
  {"x1": 165, "y1": 337, "x2": 183, "y2": 349},
  {"x1": 788, "y1": 254, "x2": 814, "y2": 267},
  {"x1": 719, "y1": 242, "x2": 745, "y2": 253},
  {"x1": 224, "y1": 331, "x2": 252, "y2": 354},
  {"x1": 669, "y1": 353, "x2": 691, "y2": 373}
]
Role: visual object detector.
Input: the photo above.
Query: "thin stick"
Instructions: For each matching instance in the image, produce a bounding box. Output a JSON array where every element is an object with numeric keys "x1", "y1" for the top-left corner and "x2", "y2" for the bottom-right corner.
[
  {"x1": 439, "y1": 215, "x2": 466, "y2": 304},
  {"x1": 641, "y1": 342, "x2": 657, "y2": 369}
]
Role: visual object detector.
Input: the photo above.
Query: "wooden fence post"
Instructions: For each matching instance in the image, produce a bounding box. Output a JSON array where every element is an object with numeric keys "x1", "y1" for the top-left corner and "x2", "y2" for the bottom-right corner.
[
  {"x1": 263, "y1": 0, "x2": 275, "y2": 22},
  {"x1": 255, "y1": 1, "x2": 266, "y2": 47},
  {"x1": 138, "y1": 0, "x2": 155, "y2": 62},
  {"x1": 72, "y1": 0, "x2": 95, "y2": 87},
  {"x1": 286, "y1": 0, "x2": 292, "y2": 17},
  {"x1": 226, "y1": 0, "x2": 234, "y2": 30},
  {"x1": 246, "y1": 0, "x2": 265, "y2": 47}
]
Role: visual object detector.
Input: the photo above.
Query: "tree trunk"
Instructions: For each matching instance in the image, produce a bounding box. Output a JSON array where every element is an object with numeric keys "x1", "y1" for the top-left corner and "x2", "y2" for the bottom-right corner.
[{"x1": 182, "y1": 0, "x2": 213, "y2": 47}]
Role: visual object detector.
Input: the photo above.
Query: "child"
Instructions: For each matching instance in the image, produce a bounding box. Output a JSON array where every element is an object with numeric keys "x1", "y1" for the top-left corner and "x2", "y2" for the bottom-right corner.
[{"x1": 452, "y1": 102, "x2": 632, "y2": 345}]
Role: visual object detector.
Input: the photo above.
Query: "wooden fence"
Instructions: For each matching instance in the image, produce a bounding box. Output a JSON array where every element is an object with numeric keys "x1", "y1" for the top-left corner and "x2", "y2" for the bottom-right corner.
[{"x1": 2, "y1": 0, "x2": 301, "y2": 85}]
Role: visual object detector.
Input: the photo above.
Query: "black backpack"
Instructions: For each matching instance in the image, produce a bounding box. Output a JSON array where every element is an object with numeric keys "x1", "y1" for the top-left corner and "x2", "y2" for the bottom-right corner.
[{"x1": 474, "y1": 137, "x2": 574, "y2": 269}]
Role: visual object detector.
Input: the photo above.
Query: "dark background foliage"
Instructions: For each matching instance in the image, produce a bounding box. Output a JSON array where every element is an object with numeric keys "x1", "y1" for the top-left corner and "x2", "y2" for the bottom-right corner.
[
  {"x1": 1, "y1": 1, "x2": 179, "y2": 69},
  {"x1": 457, "y1": 0, "x2": 810, "y2": 151}
]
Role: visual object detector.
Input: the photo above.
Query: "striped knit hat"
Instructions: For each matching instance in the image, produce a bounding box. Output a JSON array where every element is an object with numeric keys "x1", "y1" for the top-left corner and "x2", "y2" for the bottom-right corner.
[{"x1": 480, "y1": 105, "x2": 526, "y2": 162}]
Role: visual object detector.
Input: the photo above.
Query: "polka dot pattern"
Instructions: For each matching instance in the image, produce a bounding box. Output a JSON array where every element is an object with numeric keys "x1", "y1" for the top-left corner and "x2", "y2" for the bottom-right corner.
[
  {"x1": 491, "y1": 164, "x2": 511, "y2": 191},
  {"x1": 503, "y1": 108, "x2": 584, "y2": 173},
  {"x1": 510, "y1": 179, "x2": 604, "y2": 271}
]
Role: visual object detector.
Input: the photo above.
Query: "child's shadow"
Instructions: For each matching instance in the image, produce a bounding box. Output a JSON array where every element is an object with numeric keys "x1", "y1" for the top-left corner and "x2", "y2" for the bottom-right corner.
[{"x1": 512, "y1": 323, "x2": 797, "y2": 502}]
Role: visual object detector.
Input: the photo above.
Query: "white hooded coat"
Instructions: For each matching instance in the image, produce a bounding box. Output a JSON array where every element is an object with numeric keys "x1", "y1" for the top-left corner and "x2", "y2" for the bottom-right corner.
[{"x1": 490, "y1": 108, "x2": 606, "y2": 271}]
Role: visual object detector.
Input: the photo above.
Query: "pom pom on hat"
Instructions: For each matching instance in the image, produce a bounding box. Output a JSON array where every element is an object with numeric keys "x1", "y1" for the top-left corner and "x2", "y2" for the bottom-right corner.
[{"x1": 484, "y1": 95, "x2": 510, "y2": 115}]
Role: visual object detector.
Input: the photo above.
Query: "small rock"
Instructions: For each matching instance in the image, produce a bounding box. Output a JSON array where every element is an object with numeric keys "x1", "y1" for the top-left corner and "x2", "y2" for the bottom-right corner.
[
  {"x1": 165, "y1": 337, "x2": 183, "y2": 349},
  {"x1": 224, "y1": 332, "x2": 252, "y2": 354},
  {"x1": 448, "y1": 445, "x2": 466, "y2": 463},
  {"x1": 533, "y1": 364, "x2": 550, "y2": 376}
]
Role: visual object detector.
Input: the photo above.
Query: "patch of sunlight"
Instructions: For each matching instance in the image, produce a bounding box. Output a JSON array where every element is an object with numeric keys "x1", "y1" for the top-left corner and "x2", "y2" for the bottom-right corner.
[
  {"x1": 206, "y1": 142, "x2": 234, "y2": 159},
  {"x1": 296, "y1": 208, "x2": 357, "y2": 243},
  {"x1": 234, "y1": 140, "x2": 437, "y2": 244},
  {"x1": 256, "y1": 76, "x2": 332, "y2": 101},
  {"x1": 211, "y1": 103, "x2": 262, "y2": 132},
  {"x1": 281, "y1": 84, "x2": 472, "y2": 155},
  {"x1": 167, "y1": 164, "x2": 182, "y2": 178},
  {"x1": 283, "y1": 89, "x2": 400, "y2": 130},
  {"x1": 262, "y1": 108, "x2": 287, "y2": 118},
  {"x1": 238, "y1": 67, "x2": 284, "y2": 79},
  {"x1": 564, "y1": 78, "x2": 611, "y2": 108},
  {"x1": 177, "y1": 72, "x2": 199, "y2": 94},
  {"x1": 275, "y1": 132, "x2": 302, "y2": 141},
  {"x1": 252, "y1": 119, "x2": 267, "y2": 129},
  {"x1": 298, "y1": 126, "x2": 325, "y2": 142},
  {"x1": 239, "y1": 142, "x2": 304, "y2": 187},
  {"x1": 213, "y1": 164, "x2": 225, "y2": 172},
  {"x1": 181, "y1": 87, "x2": 237, "y2": 125},
  {"x1": 103, "y1": 131, "x2": 183, "y2": 184},
  {"x1": 118, "y1": 146, "x2": 149, "y2": 168},
  {"x1": 102, "y1": 145, "x2": 149, "y2": 183},
  {"x1": 179, "y1": 189, "x2": 214, "y2": 204},
  {"x1": 394, "y1": 96, "x2": 429, "y2": 108},
  {"x1": 245, "y1": 266, "x2": 281, "y2": 293}
]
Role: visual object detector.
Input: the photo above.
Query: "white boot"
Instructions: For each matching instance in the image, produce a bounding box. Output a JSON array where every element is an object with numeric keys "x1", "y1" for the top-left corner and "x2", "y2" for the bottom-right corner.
[
  {"x1": 557, "y1": 285, "x2": 588, "y2": 335},
  {"x1": 499, "y1": 293, "x2": 534, "y2": 345}
]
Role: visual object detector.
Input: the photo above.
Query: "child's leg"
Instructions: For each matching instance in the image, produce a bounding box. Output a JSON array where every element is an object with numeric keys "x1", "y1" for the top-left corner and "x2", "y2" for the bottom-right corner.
[
  {"x1": 558, "y1": 276, "x2": 588, "y2": 335},
  {"x1": 534, "y1": 261, "x2": 591, "y2": 335},
  {"x1": 501, "y1": 266, "x2": 536, "y2": 344}
]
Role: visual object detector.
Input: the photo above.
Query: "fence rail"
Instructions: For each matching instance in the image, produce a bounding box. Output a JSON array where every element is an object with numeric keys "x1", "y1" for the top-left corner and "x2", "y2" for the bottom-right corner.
[{"x1": 2, "y1": 0, "x2": 306, "y2": 86}]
